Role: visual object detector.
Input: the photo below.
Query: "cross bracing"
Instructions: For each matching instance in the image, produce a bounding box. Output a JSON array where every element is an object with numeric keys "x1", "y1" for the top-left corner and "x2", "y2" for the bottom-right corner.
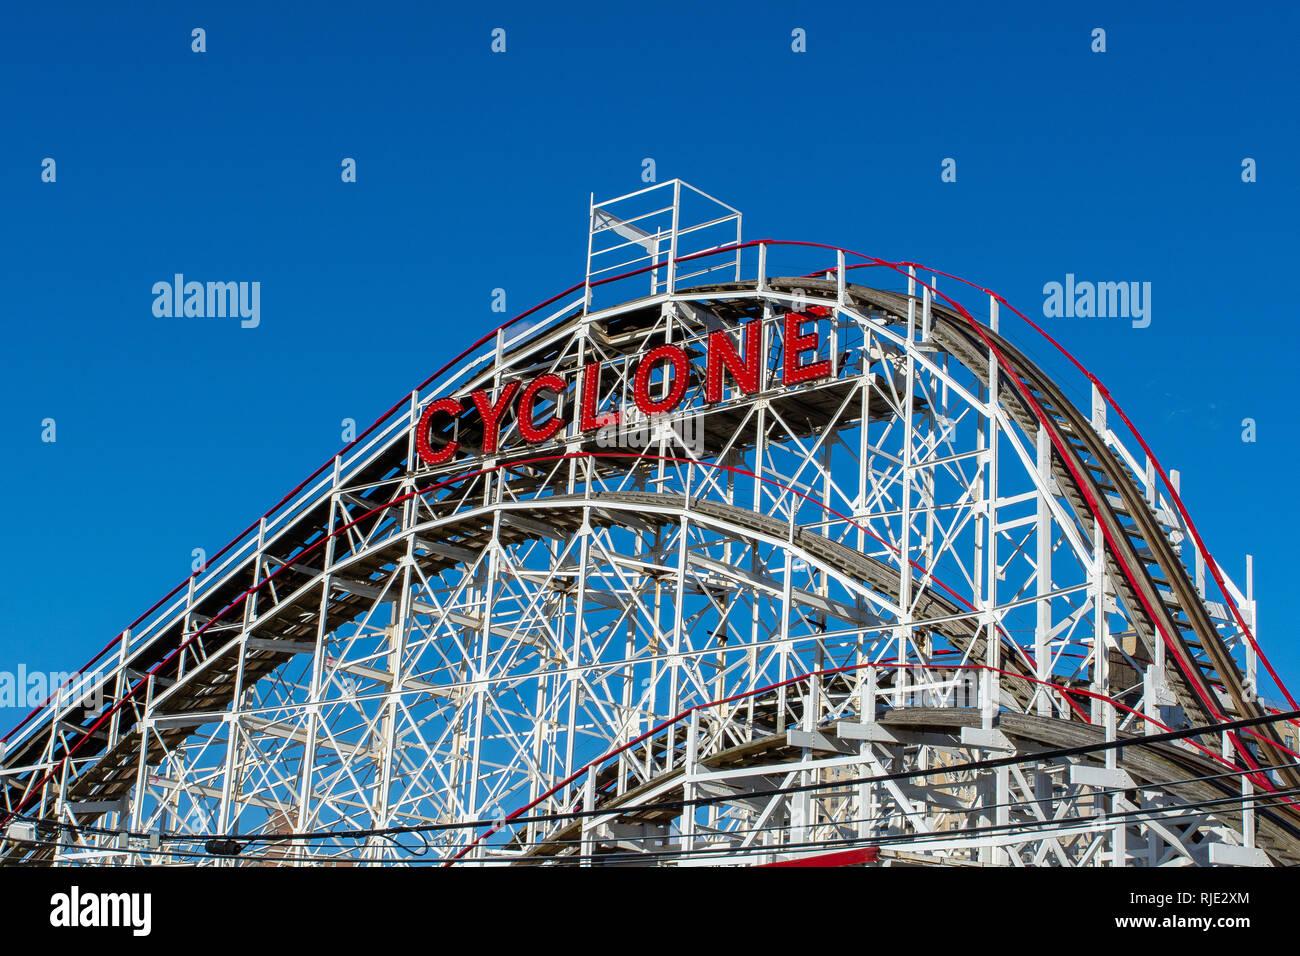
[{"x1": 1, "y1": 185, "x2": 1288, "y2": 866}]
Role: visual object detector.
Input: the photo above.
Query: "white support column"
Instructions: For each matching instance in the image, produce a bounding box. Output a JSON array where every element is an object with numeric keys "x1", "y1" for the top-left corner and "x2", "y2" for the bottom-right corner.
[
  {"x1": 108, "y1": 629, "x2": 131, "y2": 751},
  {"x1": 994, "y1": 765, "x2": 1009, "y2": 865},
  {"x1": 984, "y1": 326, "x2": 1001, "y2": 684},
  {"x1": 1245, "y1": 554, "x2": 1258, "y2": 696},
  {"x1": 896, "y1": 295, "x2": 917, "y2": 706},
  {"x1": 563, "y1": 509, "x2": 593, "y2": 794},
  {"x1": 295, "y1": 454, "x2": 343, "y2": 834},
  {"x1": 580, "y1": 768, "x2": 597, "y2": 867},
  {"x1": 1092, "y1": 522, "x2": 1112, "y2": 730},
  {"x1": 1243, "y1": 762, "x2": 1256, "y2": 854},
  {"x1": 777, "y1": 548, "x2": 793, "y2": 732},
  {"x1": 856, "y1": 668, "x2": 879, "y2": 843},
  {"x1": 681, "y1": 709, "x2": 699, "y2": 857},
  {"x1": 464, "y1": 508, "x2": 502, "y2": 826},
  {"x1": 666, "y1": 179, "x2": 681, "y2": 295},
  {"x1": 921, "y1": 281, "x2": 931, "y2": 342},
  {"x1": 1035, "y1": 428, "x2": 1052, "y2": 715}
]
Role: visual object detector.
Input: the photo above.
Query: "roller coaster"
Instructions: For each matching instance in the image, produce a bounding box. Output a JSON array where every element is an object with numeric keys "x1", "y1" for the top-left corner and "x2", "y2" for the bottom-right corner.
[{"x1": 1, "y1": 180, "x2": 1294, "y2": 866}]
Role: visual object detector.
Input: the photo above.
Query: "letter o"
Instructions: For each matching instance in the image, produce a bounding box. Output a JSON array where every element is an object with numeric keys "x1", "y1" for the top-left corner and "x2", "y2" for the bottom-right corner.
[
  {"x1": 633, "y1": 345, "x2": 690, "y2": 416},
  {"x1": 518, "y1": 374, "x2": 567, "y2": 443}
]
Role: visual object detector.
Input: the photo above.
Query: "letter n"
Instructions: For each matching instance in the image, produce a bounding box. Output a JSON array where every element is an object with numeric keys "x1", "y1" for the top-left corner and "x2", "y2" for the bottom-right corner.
[{"x1": 705, "y1": 322, "x2": 762, "y2": 403}]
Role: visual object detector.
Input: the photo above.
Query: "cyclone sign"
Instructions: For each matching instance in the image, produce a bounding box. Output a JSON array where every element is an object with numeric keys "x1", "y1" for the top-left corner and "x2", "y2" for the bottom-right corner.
[{"x1": 415, "y1": 306, "x2": 835, "y2": 465}]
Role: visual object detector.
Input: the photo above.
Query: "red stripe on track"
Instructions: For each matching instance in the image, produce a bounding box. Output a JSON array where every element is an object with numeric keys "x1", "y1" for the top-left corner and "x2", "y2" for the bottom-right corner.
[{"x1": 759, "y1": 847, "x2": 880, "y2": 867}]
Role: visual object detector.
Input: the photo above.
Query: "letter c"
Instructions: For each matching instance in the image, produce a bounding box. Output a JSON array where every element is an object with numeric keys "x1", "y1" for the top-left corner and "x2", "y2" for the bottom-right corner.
[{"x1": 416, "y1": 398, "x2": 464, "y2": 465}]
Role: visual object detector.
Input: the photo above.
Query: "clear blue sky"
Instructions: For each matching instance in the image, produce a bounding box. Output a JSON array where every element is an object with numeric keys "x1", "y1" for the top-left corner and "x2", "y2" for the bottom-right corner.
[{"x1": 1, "y1": 0, "x2": 1296, "y2": 720}]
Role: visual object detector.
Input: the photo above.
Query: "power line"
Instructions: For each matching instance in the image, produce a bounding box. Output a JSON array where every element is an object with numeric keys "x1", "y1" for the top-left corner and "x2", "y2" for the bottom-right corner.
[
  {"x1": 8, "y1": 780, "x2": 1293, "y2": 867},
  {"x1": 6, "y1": 706, "x2": 1296, "y2": 862}
]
